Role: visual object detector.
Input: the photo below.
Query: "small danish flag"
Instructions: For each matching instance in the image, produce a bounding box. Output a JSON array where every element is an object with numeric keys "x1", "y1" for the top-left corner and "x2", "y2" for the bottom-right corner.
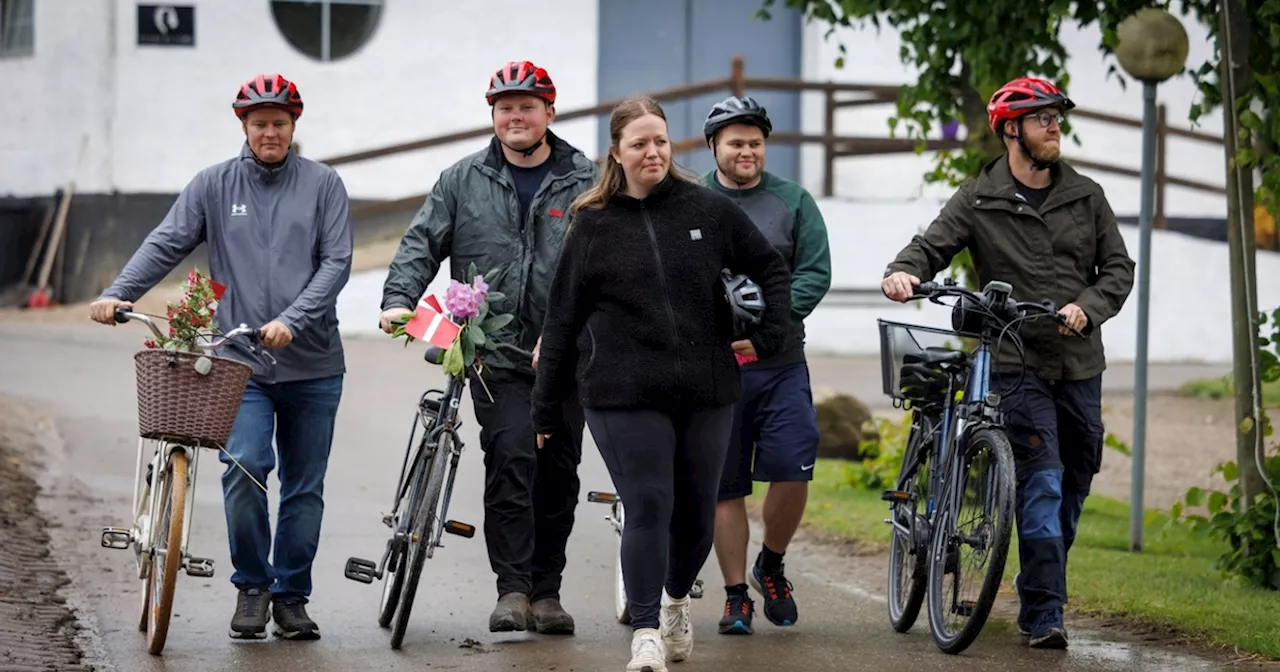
[
  {"x1": 404, "y1": 293, "x2": 461, "y2": 348},
  {"x1": 209, "y1": 279, "x2": 227, "y2": 311}
]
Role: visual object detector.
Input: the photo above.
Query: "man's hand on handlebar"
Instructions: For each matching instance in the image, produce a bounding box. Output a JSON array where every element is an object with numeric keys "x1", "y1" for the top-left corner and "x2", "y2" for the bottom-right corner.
[
  {"x1": 881, "y1": 271, "x2": 921, "y2": 303},
  {"x1": 1057, "y1": 303, "x2": 1088, "y2": 337},
  {"x1": 90, "y1": 298, "x2": 132, "y2": 325},
  {"x1": 379, "y1": 307, "x2": 414, "y2": 334},
  {"x1": 261, "y1": 320, "x2": 294, "y2": 349}
]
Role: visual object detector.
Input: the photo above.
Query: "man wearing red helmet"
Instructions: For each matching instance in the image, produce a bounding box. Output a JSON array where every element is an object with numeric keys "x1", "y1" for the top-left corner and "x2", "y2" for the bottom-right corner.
[
  {"x1": 880, "y1": 76, "x2": 1134, "y2": 648},
  {"x1": 379, "y1": 60, "x2": 596, "y2": 635},
  {"x1": 90, "y1": 73, "x2": 353, "y2": 642}
]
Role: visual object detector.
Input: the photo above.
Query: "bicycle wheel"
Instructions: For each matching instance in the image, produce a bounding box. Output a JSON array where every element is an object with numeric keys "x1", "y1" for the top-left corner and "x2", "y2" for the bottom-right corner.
[
  {"x1": 887, "y1": 410, "x2": 932, "y2": 633},
  {"x1": 377, "y1": 537, "x2": 408, "y2": 629},
  {"x1": 137, "y1": 564, "x2": 152, "y2": 633},
  {"x1": 389, "y1": 433, "x2": 450, "y2": 650},
  {"x1": 926, "y1": 427, "x2": 1015, "y2": 654},
  {"x1": 378, "y1": 437, "x2": 429, "y2": 629},
  {"x1": 146, "y1": 449, "x2": 188, "y2": 655},
  {"x1": 613, "y1": 500, "x2": 629, "y2": 624},
  {"x1": 135, "y1": 452, "x2": 155, "y2": 633}
]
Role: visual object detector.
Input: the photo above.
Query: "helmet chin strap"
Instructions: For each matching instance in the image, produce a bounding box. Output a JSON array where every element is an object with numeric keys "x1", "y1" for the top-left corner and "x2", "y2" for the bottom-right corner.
[{"x1": 503, "y1": 132, "x2": 546, "y2": 158}]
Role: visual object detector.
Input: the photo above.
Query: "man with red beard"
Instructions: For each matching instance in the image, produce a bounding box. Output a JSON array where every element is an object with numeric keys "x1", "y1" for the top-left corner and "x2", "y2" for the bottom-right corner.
[
  {"x1": 700, "y1": 96, "x2": 832, "y2": 636},
  {"x1": 881, "y1": 77, "x2": 1134, "y2": 649}
]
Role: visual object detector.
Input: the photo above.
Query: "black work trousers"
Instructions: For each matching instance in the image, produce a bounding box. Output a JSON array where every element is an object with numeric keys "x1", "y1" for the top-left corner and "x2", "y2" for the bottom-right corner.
[{"x1": 469, "y1": 368, "x2": 584, "y2": 601}]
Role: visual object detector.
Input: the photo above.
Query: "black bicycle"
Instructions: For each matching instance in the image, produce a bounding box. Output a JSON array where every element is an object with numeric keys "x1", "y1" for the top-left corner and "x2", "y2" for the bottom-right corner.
[
  {"x1": 877, "y1": 278, "x2": 1082, "y2": 654},
  {"x1": 345, "y1": 339, "x2": 533, "y2": 650}
]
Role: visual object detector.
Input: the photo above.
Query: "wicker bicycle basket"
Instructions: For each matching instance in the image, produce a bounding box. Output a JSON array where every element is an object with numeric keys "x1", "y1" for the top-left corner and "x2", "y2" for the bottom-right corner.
[
  {"x1": 876, "y1": 319, "x2": 971, "y2": 401},
  {"x1": 133, "y1": 348, "x2": 253, "y2": 447}
]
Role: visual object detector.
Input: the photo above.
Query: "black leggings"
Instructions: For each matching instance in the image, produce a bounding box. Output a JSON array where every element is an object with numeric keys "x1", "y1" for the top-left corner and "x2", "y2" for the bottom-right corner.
[{"x1": 584, "y1": 404, "x2": 734, "y2": 630}]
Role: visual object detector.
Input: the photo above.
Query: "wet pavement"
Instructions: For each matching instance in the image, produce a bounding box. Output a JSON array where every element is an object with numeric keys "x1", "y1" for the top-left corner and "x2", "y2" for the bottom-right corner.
[{"x1": 0, "y1": 322, "x2": 1254, "y2": 671}]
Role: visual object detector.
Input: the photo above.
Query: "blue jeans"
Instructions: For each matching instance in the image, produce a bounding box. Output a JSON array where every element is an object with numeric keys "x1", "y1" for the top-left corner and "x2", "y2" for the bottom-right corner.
[{"x1": 219, "y1": 374, "x2": 343, "y2": 604}]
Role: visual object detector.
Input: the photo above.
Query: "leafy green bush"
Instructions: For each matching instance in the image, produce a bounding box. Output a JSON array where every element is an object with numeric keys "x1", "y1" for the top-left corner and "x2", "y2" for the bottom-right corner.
[
  {"x1": 1170, "y1": 305, "x2": 1280, "y2": 590},
  {"x1": 844, "y1": 412, "x2": 912, "y2": 490}
]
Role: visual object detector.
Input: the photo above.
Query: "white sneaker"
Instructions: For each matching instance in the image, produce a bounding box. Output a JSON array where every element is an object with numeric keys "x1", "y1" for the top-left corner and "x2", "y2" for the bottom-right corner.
[
  {"x1": 628, "y1": 628, "x2": 667, "y2": 671},
  {"x1": 660, "y1": 590, "x2": 693, "y2": 662}
]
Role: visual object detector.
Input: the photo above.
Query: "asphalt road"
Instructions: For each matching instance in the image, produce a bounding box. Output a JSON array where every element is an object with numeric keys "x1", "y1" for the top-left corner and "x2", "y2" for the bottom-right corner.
[{"x1": 0, "y1": 322, "x2": 1244, "y2": 672}]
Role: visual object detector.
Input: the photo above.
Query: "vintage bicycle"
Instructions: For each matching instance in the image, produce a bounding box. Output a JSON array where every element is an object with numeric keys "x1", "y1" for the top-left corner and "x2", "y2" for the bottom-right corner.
[
  {"x1": 99, "y1": 307, "x2": 269, "y2": 655},
  {"x1": 877, "y1": 278, "x2": 1082, "y2": 654},
  {"x1": 344, "y1": 338, "x2": 534, "y2": 650},
  {"x1": 586, "y1": 491, "x2": 704, "y2": 625}
]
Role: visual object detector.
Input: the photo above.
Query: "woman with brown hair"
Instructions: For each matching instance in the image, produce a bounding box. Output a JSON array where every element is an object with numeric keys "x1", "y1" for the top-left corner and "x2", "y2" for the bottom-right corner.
[{"x1": 530, "y1": 96, "x2": 791, "y2": 671}]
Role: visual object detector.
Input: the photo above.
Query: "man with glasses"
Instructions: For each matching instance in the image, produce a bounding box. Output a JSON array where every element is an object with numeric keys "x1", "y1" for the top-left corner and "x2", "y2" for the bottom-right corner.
[{"x1": 880, "y1": 77, "x2": 1134, "y2": 650}]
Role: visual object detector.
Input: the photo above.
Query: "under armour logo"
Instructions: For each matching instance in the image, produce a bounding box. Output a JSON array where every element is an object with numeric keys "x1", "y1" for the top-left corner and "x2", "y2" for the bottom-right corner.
[
  {"x1": 689, "y1": 229, "x2": 703, "y2": 241},
  {"x1": 230, "y1": 204, "x2": 248, "y2": 216}
]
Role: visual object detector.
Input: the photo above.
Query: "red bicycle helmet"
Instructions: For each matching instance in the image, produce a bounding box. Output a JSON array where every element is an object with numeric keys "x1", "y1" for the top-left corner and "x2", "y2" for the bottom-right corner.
[
  {"x1": 233, "y1": 73, "x2": 304, "y2": 119},
  {"x1": 485, "y1": 60, "x2": 556, "y2": 106},
  {"x1": 986, "y1": 76, "x2": 1074, "y2": 134}
]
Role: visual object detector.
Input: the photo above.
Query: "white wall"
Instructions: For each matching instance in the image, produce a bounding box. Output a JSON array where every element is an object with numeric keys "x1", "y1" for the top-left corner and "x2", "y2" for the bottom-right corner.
[
  {"x1": 0, "y1": 0, "x2": 115, "y2": 195},
  {"x1": 799, "y1": 17, "x2": 1228, "y2": 219},
  {"x1": 0, "y1": 0, "x2": 598, "y2": 201}
]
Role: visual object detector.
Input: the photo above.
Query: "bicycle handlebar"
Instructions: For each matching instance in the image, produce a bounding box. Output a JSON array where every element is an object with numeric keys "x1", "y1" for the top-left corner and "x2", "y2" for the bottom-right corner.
[
  {"x1": 114, "y1": 307, "x2": 264, "y2": 351},
  {"x1": 910, "y1": 280, "x2": 1085, "y2": 339}
]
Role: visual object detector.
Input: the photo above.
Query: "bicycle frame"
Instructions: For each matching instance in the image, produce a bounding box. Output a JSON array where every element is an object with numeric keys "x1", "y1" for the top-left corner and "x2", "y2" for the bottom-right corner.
[
  {"x1": 129, "y1": 439, "x2": 204, "y2": 579},
  {"x1": 924, "y1": 333, "x2": 1005, "y2": 557}
]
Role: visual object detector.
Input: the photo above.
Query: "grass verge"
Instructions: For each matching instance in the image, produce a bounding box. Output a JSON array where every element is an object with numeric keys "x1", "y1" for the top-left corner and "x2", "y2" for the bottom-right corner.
[
  {"x1": 780, "y1": 459, "x2": 1280, "y2": 660},
  {"x1": 1178, "y1": 375, "x2": 1280, "y2": 407}
]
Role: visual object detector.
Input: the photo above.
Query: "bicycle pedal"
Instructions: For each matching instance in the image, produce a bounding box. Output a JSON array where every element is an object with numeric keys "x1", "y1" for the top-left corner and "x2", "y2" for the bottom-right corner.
[
  {"x1": 587, "y1": 490, "x2": 618, "y2": 504},
  {"x1": 443, "y1": 520, "x2": 475, "y2": 538},
  {"x1": 381, "y1": 514, "x2": 394, "y2": 528},
  {"x1": 690, "y1": 579, "x2": 704, "y2": 599},
  {"x1": 185, "y1": 556, "x2": 215, "y2": 578},
  {"x1": 345, "y1": 557, "x2": 378, "y2": 584},
  {"x1": 100, "y1": 527, "x2": 132, "y2": 550},
  {"x1": 881, "y1": 490, "x2": 911, "y2": 503},
  {"x1": 951, "y1": 600, "x2": 977, "y2": 617}
]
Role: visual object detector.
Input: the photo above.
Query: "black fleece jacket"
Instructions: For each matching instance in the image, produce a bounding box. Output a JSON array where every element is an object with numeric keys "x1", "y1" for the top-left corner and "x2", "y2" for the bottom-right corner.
[{"x1": 530, "y1": 174, "x2": 792, "y2": 433}]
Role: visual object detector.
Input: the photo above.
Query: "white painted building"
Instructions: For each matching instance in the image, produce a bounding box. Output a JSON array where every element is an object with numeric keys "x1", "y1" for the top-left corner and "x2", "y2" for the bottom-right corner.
[
  {"x1": 6, "y1": 0, "x2": 1263, "y2": 364},
  {"x1": 1, "y1": 0, "x2": 1227, "y2": 218}
]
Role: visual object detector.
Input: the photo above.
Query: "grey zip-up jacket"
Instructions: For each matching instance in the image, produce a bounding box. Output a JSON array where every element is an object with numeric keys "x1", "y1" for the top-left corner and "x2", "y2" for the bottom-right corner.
[
  {"x1": 101, "y1": 144, "x2": 354, "y2": 384},
  {"x1": 381, "y1": 130, "x2": 597, "y2": 377}
]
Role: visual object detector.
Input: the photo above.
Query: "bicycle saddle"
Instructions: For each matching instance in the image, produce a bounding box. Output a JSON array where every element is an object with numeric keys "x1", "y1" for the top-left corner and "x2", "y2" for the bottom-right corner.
[{"x1": 915, "y1": 347, "x2": 965, "y2": 366}]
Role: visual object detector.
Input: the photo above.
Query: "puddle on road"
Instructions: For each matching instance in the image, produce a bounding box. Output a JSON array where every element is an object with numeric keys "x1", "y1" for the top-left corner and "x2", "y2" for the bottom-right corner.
[{"x1": 1067, "y1": 631, "x2": 1230, "y2": 672}]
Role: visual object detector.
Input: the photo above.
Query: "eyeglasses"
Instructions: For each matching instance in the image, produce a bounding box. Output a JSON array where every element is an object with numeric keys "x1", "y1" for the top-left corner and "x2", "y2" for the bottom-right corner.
[{"x1": 1027, "y1": 109, "x2": 1065, "y2": 128}]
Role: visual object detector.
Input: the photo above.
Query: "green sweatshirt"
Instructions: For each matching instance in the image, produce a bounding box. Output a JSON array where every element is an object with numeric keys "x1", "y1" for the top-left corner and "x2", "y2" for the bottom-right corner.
[{"x1": 702, "y1": 170, "x2": 833, "y2": 369}]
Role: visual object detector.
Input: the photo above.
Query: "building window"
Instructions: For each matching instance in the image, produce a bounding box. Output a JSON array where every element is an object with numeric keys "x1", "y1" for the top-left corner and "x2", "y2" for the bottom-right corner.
[
  {"x1": 0, "y1": 0, "x2": 34, "y2": 58},
  {"x1": 270, "y1": 0, "x2": 383, "y2": 63}
]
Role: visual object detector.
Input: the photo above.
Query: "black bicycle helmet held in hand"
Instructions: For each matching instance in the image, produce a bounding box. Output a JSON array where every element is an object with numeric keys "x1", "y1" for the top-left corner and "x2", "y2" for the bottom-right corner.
[
  {"x1": 704, "y1": 96, "x2": 773, "y2": 143},
  {"x1": 719, "y1": 269, "x2": 766, "y2": 339}
]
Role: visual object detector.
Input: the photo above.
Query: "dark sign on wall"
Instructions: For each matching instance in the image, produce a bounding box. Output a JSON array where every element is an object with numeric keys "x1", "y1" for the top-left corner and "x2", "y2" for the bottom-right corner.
[{"x1": 137, "y1": 5, "x2": 195, "y2": 47}]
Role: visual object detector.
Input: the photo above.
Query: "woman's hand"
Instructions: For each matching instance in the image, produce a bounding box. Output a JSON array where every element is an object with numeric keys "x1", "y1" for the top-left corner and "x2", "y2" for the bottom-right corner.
[{"x1": 536, "y1": 432, "x2": 552, "y2": 449}]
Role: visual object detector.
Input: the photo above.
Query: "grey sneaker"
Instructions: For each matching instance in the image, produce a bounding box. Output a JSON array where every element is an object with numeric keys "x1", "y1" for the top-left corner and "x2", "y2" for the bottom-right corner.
[
  {"x1": 229, "y1": 587, "x2": 270, "y2": 639},
  {"x1": 272, "y1": 601, "x2": 321, "y2": 640},
  {"x1": 489, "y1": 593, "x2": 531, "y2": 632}
]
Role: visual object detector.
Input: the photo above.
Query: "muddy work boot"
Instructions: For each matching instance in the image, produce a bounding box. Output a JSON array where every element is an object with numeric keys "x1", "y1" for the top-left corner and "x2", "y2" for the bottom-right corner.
[
  {"x1": 228, "y1": 587, "x2": 271, "y2": 639},
  {"x1": 489, "y1": 592, "x2": 531, "y2": 632},
  {"x1": 530, "y1": 597, "x2": 575, "y2": 635},
  {"x1": 272, "y1": 600, "x2": 321, "y2": 640}
]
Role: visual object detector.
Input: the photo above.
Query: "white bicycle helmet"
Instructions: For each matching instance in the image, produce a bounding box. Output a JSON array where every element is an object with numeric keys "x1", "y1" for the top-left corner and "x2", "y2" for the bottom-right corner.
[{"x1": 719, "y1": 269, "x2": 766, "y2": 338}]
